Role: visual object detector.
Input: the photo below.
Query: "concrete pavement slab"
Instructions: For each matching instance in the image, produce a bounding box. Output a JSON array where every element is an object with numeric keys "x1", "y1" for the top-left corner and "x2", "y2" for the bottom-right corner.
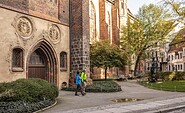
[
  {"x1": 104, "y1": 108, "x2": 127, "y2": 113},
  {"x1": 42, "y1": 80, "x2": 185, "y2": 113}
]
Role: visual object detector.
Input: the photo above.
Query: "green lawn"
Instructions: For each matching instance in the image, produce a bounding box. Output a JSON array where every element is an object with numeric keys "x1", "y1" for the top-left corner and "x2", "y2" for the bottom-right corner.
[{"x1": 140, "y1": 80, "x2": 185, "y2": 92}]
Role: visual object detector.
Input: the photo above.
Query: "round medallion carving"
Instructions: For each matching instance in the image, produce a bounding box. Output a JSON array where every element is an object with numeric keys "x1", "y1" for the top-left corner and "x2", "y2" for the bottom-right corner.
[
  {"x1": 16, "y1": 17, "x2": 33, "y2": 38},
  {"x1": 49, "y1": 24, "x2": 60, "y2": 43}
]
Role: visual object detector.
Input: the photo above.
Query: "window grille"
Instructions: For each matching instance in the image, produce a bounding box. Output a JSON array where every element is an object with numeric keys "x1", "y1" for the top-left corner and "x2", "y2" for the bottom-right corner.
[
  {"x1": 12, "y1": 48, "x2": 23, "y2": 72},
  {"x1": 60, "y1": 52, "x2": 67, "y2": 70}
]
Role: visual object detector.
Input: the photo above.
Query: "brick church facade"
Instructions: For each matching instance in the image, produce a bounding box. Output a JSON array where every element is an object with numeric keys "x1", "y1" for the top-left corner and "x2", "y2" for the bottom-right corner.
[{"x1": 0, "y1": 0, "x2": 130, "y2": 88}]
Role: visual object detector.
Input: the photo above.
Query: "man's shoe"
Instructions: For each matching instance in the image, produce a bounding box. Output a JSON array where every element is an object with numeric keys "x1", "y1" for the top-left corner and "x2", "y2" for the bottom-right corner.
[{"x1": 75, "y1": 94, "x2": 79, "y2": 96}]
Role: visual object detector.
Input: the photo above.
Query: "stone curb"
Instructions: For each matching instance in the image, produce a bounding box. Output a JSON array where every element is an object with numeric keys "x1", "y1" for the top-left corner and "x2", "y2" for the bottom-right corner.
[
  {"x1": 33, "y1": 99, "x2": 57, "y2": 113},
  {"x1": 145, "y1": 104, "x2": 185, "y2": 113}
]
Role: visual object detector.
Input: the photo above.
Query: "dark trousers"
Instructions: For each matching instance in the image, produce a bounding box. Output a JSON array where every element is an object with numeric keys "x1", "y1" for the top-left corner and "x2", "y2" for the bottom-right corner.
[{"x1": 75, "y1": 84, "x2": 83, "y2": 95}]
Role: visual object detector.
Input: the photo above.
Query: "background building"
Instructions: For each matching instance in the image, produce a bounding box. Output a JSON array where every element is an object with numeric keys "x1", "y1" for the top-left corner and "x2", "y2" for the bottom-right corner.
[
  {"x1": 89, "y1": 0, "x2": 134, "y2": 79},
  {"x1": 167, "y1": 28, "x2": 185, "y2": 72}
]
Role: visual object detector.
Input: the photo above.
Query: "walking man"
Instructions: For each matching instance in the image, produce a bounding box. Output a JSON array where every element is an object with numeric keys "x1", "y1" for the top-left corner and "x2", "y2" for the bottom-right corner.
[{"x1": 81, "y1": 70, "x2": 87, "y2": 94}]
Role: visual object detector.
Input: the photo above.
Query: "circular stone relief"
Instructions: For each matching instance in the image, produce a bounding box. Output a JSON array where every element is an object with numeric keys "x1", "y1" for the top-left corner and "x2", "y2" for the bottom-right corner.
[
  {"x1": 16, "y1": 17, "x2": 33, "y2": 38},
  {"x1": 49, "y1": 24, "x2": 60, "y2": 43}
]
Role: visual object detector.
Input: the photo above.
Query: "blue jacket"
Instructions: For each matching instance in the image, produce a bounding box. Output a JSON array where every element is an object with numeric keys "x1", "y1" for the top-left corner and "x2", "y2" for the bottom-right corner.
[{"x1": 76, "y1": 74, "x2": 81, "y2": 85}]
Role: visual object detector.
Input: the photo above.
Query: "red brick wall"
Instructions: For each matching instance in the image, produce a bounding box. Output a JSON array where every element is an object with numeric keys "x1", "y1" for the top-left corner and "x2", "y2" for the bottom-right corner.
[
  {"x1": 111, "y1": 0, "x2": 120, "y2": 45},
  {"x1": 99, "y1": 0, "x2": 108, "y2": 40},
  {"x1": 29, "y1": 0, "x2": 58, "y2": 21},
  {"x1": 0, "y1": 0, "x2": 69, "y2": 25},
  {"x1": 0, "y1": 0, "x2": 29, "y2": 11},
  {"x1": 59, "y1": 0, "x2": 69, "y2": 25}
]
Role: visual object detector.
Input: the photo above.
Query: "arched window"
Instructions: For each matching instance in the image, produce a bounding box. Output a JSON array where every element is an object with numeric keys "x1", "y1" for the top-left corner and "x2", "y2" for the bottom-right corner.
[
  {"x1": 89, "y1": 1, "x2": 96, "y2": 43},
  {"x1": 60, "y1": 52, "x2": 67, "y2": 70},
  {"x1": 108, "y1": 12, "x2": 111, "y2": 39},
  {"x1": 12, "y1": 48, "x2": 23, "y2": 71}
]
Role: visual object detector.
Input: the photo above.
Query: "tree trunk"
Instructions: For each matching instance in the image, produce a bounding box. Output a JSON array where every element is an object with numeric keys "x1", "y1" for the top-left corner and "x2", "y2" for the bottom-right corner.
[
  {"x1": 105, "y1": 67, "x2": 107, "y2": 80},
  {"x1": 134, "y1": 52, "x2": 142, "y2": 76}
]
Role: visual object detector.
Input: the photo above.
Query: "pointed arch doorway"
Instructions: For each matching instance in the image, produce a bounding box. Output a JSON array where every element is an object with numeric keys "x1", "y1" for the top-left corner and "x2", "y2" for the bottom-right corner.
[{"x1": 27, "y1": 41, "x2": 57, "y2": 84}]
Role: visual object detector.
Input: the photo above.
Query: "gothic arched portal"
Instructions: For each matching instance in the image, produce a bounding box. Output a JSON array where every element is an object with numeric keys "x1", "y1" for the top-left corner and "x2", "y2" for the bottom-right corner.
[{"x1": 27, "y1": 41, "x2": 57, "y2": 84}]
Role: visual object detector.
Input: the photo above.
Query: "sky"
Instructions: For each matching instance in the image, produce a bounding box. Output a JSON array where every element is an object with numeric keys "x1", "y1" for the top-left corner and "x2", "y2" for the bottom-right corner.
[{"x1": 127, "y1": 0, "x2": 158, "y2": 15}]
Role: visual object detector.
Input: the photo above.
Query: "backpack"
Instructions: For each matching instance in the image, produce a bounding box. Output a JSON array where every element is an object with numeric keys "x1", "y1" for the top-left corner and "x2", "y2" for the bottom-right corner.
[{"x1": 74, "y1": 77, "x2": 76, "y2": 83}]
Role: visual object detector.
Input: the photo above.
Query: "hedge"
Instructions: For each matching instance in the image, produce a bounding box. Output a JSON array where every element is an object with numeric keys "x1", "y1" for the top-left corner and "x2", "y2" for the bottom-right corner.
[
  {"x1": 0, "y1": 78, "x2": 59, "y2": 102},
  {"x1": 156, "y1": 72, "x2": 185, "y2": 81},
  {"x1": 62, "y1": 80, "x2": 122, "y2": 92},
  {"x1": 0, "y1": 78, "x2": 59, "y2": 113}
]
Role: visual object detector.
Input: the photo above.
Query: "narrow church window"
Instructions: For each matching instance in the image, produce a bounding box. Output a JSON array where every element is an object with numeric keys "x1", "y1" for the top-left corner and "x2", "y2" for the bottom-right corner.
[
  {"x1": 12, "y1": 48, "x2": 23, "y2": 72},
  {"x1": 89, "y1": 2, "x2": 96, "y2": 43},
  {"x1": 60, "y1": 52, "x2": 67, "y2": 70},
  {"x1": 108, "y1": 12, "x2": 111, "y2": 39}
]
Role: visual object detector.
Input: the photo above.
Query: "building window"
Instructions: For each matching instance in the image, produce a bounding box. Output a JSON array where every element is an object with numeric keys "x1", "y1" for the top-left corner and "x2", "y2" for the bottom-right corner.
[
  {"x1": 180, "y1": 53, "x2": 182, "y2": 59},
  {"x1": 169, "y1": 65, "x2": 171, "y2": 71},
  {"x1": 12, "y1": 48, "x2": 23, "y2": 72},
  {"x1": 89, "y1": 1, "x2": 96, "y2": 43},
  {"x1": 183, "y1": 48, "x2": 185, "y2": 55},
  {"x1": 29, "y1": 50, "x2": 45, "y2": 65},
  {"x1": 107, "y1": 12, "x2": 111, "y2": 40},
  {"x1": 60, "y1": 52, "x2": 67, "y2": 70},
  {"x1": 172, "y1": 55, "x2": 173, "y2": 60}
]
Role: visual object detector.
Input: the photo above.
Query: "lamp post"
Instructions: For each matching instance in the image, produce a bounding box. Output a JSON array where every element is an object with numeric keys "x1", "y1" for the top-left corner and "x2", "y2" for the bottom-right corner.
[{"x1": 150, "y1": 52, "x2": 158, "y2": 82}]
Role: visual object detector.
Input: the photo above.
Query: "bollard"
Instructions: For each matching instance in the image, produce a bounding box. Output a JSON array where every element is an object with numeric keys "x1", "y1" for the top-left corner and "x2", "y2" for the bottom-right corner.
[
  {"x1": 174, "y1": 86, "x2": 176, "y2": 92},
  {"x1": 160, "y1": 85, "x2": 163, "y2": 90},
  {"x1": 101, "y1": 81, "x2": 102, "y2": 92}
]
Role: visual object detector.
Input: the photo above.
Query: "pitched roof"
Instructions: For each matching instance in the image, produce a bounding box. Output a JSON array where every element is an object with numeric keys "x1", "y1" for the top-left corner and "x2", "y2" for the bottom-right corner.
[{"x1": 169, "y1": 27, "x2": 185, "y2": 46}]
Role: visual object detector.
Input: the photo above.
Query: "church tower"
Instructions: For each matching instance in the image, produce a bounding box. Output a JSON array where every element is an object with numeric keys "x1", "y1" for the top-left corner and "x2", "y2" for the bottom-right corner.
[{"x1": 69, "y1": 0, "x2": 91, "y2": 85}]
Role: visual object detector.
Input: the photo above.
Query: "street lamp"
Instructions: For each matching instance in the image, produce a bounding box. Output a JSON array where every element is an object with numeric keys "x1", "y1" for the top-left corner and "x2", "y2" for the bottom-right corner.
[{"x1": 150, "y1": 52, "x2": 158, "y2": 82}]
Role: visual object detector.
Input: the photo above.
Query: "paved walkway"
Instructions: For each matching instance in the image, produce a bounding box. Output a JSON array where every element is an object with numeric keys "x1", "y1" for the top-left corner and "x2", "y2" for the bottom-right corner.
[{"x1": 42, "y1": 80, "x2": 185, "y2": 113}]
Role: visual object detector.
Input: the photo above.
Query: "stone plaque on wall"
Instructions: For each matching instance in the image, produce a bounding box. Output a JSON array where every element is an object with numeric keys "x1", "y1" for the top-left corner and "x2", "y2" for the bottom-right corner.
[
  {"x1": 48, "y1": 24, "x2": 61, "y2": 44},
  {"x1": 16, "y1": 17, "x2": 33, "y2": 38},
  {"x1": 12, "y1": 15, "x2": 36, "y2": 42}
]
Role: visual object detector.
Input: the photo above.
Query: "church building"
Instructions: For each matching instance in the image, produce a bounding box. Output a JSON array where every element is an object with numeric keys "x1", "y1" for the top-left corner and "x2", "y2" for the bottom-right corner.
[{"x1": 0, "y1": 0, "x2": 130, "y2": 89}]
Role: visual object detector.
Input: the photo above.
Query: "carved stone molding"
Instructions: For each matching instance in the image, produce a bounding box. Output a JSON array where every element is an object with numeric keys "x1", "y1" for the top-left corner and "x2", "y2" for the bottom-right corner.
[
  {"x1": 12, "y1": 15, "x2": 36, "y2": 40},
  {"x1": 48, "y1": 24, "x2": 61, "y2": 44},
  {"x1": 16, "y1": 17, "x2": 32, "y2": 37}
]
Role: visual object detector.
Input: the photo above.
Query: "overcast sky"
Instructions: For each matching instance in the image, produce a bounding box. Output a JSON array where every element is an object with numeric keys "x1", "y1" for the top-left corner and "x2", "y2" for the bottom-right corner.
[{"x1": 127, "y1": 0, "x2": 159, "y2": 15}]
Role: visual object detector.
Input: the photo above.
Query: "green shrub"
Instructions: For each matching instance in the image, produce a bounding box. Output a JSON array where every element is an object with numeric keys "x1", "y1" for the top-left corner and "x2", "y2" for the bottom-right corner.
[
  {"x1": 156, "y1": 72, "x2": 185, "y2": 81},
  {"x1": 0, "y1": 78, "x2": 59, "y2": 102},
  {"x1": 62, "y1": 80, "x2": 121, "y2": 92},
  {"x1": 86, "y1": 81, "x2": 121, "y2": 92},
  {"x1": 0, "y1": 100, "x2": 55, "y2": 113},
  {"x1": 156, "y1": 72, "x2": 173, "y2": 81},
  {"x1": 174, "y1": 72, "x2": 185, "y2": 80}
]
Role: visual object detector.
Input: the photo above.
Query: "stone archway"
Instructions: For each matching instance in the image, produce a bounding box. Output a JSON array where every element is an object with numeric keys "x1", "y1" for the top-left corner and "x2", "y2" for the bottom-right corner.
[{"x1": 27, "y1": 41, "x2": 57, "y2": 84}]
